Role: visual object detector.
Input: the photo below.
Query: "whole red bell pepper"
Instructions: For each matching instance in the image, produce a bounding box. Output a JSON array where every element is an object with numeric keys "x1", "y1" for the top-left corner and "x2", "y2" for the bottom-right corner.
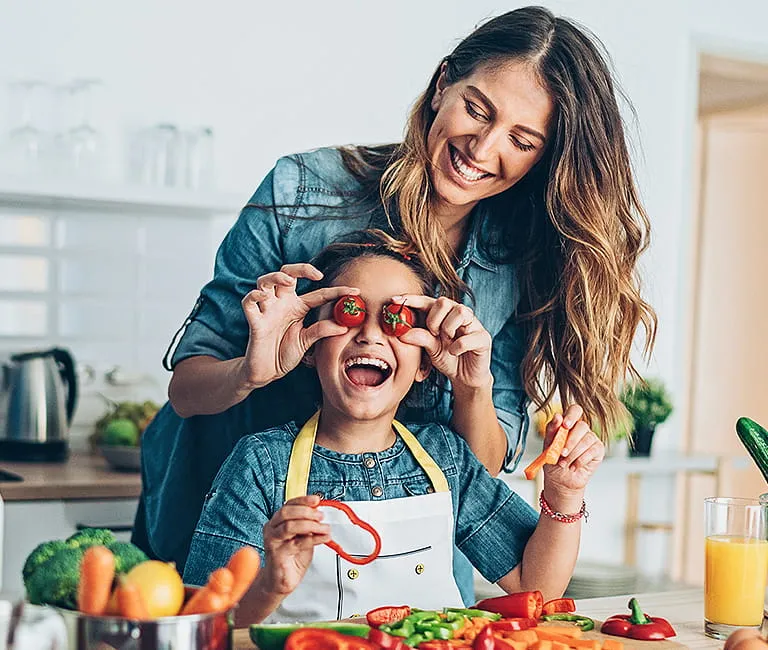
[
  {"x1": 600, "y1": 598, "x2": 676, "y2": 640},
  {"x1": 474, "y1": 591, "x2": 544, "y2": 619}
]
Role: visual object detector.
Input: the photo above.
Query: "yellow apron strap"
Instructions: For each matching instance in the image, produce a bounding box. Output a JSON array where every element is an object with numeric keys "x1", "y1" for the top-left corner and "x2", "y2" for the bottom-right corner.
[
  {"x1": 285, "y1": 412, "x2": 451, "y2": 499},
  {"x1": 392, "y1": 420, "x2": 450, "y2": 493},
  {"x1": 285, "y1": 410, "x2": 321, "y2": 501}
]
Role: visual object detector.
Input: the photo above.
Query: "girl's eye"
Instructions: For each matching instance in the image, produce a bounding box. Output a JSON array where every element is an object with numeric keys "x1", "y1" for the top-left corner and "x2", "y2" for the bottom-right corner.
[
  {"x1": 511, "y1": 136, "x2": 535, "y2": 153},
  {"x1": 464, "y1": 100, "x2": 488, "y2": 122}
]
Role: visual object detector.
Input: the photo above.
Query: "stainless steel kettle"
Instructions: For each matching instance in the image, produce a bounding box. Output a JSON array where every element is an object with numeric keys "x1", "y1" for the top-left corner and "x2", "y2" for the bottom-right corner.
[{"x1": 0, "y1": 348, "x2": 78, "y2": 462}]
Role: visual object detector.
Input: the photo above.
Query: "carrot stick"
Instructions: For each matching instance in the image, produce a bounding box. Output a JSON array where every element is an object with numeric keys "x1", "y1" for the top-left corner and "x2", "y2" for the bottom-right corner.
[
  {"x1": 602, "y1": 640, "x2": 624, "y2": 650},
  {"x1": 524, "y1": 426, "x2": 569, "y2": 480},
  {"x1": 180, "y1": 567, "x2": 234, "y2": 615},
  {"x1": 116, "y1": 577, "x2": 150, "y2": 620},
  {"x1": 536, "y1": 626, "x2": 583, "y2": 639},
  {"x1": 77, "y1": 545, "x2": 115, "y2": 615},
  {"x1": 226, "y1": 546, "x2": 260, "y2": 605}
]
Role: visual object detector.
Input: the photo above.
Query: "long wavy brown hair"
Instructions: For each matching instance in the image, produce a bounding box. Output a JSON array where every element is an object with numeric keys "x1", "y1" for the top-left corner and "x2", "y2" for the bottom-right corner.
[{"x1": 340, "y1": 6, "x2": 656, "y2": 437}]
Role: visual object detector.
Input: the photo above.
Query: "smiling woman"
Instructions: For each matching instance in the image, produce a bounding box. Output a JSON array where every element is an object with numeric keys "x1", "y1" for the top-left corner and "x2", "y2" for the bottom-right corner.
[{"x1": 135, "y1": 5, "x2": 654, "y2": 610}]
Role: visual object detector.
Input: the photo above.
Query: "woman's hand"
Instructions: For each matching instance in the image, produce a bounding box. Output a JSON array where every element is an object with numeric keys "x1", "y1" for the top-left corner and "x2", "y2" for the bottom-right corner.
[
  {"x1": 261, "y1": 495, "x2": 331, "y2": 596},
  {"x1": 239, "y1": 263, "x2": 358, "y2": 389},
  {"x1": 541, "y1": 405, "x2": 605, "y2": 497},
  {"x1": 393, "y1": 295, "x2": 492, "y2": 390}
]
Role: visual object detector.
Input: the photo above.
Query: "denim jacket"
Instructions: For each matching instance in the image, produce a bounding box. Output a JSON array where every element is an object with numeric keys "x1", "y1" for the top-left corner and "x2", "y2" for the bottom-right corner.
[
  {"x1": 137, "y1": 147, "x2": 531, "y2": 580},
  {"x1": 183, "y1": 421, "x2": 539, "y2": 606}
]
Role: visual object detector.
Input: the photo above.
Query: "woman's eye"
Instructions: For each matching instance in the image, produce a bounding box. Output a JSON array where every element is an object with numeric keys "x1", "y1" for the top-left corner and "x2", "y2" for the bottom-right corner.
[
  {"x1": 464, "y1": 100, "x2": 488, "y2": 121},
  {"x1": 511, "y1": 136, "x2": 535, "y2": 153}
]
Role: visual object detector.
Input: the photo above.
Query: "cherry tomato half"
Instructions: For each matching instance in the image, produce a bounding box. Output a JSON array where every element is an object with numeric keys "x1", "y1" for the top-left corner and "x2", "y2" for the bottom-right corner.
[
  {"x1": 333, "y1": 295, "x2": 367, "y2": 327},
  {"x1": 381, "y1": 302, "x2": 414, "y2": 337}
]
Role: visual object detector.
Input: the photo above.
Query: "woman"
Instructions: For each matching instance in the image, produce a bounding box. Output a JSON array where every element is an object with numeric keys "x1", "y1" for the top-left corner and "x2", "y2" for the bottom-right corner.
[{"x1": 134, "y1": 5, "x2": 655, "y2": 604}]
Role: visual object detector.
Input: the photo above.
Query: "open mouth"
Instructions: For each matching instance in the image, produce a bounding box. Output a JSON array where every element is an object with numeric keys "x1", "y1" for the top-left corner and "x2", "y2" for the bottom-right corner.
[
  {"x1": 449, "y1": 144, "x2": 493, "y2": 182},
  {"x1": 344, "y1": 357, "x2": 393, "y2": 387}
]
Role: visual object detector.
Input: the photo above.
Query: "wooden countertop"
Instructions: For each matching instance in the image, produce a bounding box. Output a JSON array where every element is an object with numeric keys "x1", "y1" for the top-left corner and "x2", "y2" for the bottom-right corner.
[{"x1": 0, "y1": 451, "x2": 142, "y2": 501}]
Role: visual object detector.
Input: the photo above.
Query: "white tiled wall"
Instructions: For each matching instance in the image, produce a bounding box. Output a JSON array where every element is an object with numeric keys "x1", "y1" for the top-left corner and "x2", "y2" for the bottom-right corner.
[{"x1": 0, "y1": 207, "x2": 223, "y2": 448}]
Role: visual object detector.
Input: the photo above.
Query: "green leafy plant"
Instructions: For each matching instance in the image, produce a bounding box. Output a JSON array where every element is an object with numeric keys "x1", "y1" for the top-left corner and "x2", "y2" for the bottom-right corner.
[{"x1": 620, "y1": 377, "x2": 673, "y2": 433}]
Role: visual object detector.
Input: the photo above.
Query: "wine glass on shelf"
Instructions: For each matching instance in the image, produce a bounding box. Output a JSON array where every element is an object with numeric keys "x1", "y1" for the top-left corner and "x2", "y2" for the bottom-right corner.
[
  {"x1": 2, "y1": 80, "x2": 49, "y2": 176},
  {"x1": 55, "y1": 78, "x2": 105, "y2": 180}
]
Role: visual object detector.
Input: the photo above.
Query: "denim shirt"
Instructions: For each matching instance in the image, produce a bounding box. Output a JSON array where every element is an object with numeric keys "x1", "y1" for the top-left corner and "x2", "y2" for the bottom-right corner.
[
  {"x1": 183, "y1": 421, "x2": 539, "y2": 606},
  {"x1": 137, "y1": 147, "x2": 531, "y2": 580}
]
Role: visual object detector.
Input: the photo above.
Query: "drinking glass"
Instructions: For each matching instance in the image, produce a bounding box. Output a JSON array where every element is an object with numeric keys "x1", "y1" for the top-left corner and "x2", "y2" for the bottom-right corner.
[
  {"x1": 704, "y1": 496, "x2": 768, "y2": 639},
  {"x1": 2, "y1": 80, "x2": 49, "y2": 175},
  {"x1": 55, "y1": 79, "x2": 104, "y2": 179}
]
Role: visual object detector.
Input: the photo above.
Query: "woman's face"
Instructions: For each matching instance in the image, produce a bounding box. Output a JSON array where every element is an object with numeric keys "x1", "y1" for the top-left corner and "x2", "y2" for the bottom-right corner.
[
  {"x1": 427, "y1": 59, "x2": 554, "y2": 219},
  {"x1": 312, "y1": 255, "x2": 429, "y2": 423}
]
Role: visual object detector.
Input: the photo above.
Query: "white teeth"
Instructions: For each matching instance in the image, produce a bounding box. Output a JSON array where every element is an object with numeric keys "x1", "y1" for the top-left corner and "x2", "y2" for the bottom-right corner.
[
  {"x1": 450, "y1": 147, "x2": 490, "y2": 182},
  {"x1": 344, "y1": 357, "x2": 391, "y2": 371}
]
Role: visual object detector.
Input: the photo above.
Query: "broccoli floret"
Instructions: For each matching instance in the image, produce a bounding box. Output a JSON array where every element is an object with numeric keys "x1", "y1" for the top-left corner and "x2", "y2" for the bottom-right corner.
[
  {"x1": 107, "y1": 541, "x2": 148, "y2": 574},
  {"x1": 24, "y1": 546, "x2": 84, "y2": 609},
  {"x1": 22, "y1": 540, "x2": 68, "y2": 582},
  {"x1": 65, "y1": 528, "x2": 116, "y2": 550}
]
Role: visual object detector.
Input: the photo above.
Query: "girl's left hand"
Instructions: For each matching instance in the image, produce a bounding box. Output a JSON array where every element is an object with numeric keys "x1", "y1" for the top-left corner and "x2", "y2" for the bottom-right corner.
[
  {"x1": 542, "y1": 405, "x2": 605, "y2": 493},
  {"x1": 392, "y1": 294, "x2": 492, "y2": 390}
]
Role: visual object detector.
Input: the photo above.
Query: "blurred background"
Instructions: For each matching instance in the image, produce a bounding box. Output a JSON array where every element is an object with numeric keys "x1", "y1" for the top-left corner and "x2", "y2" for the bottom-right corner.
[{"x1": 0, "y1": 0, "x2": 767, "y2": 598}]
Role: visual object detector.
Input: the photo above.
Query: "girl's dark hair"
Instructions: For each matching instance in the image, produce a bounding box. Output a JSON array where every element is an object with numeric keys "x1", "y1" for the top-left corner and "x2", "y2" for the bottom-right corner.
[{"x1": 341, "y1": 6, "x2": 656, "y2": 438}]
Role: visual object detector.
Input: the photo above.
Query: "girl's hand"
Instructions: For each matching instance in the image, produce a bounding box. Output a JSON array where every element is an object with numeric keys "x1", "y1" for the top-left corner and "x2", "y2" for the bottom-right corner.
[
  {"x1": 262, "y1": 495, "x2": 331, "y2": 596},
  {"x1": 542, "y1": 405, "x2": 605, "y2": 495},
  {"x1": 239, "y1": 263, "x2": 358, "y2": 388},
  {"x1": 393, "y1": 295, "x2": 492, "y2": 390}
]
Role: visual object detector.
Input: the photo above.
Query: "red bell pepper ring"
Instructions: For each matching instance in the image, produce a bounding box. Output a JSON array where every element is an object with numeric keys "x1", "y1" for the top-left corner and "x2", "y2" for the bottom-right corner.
[
  {"x1": 316, "y1": 500, "x2": 382, "y2": 566},
  {"x1": 366, "y1": 605, "x2": 411, "y2": 629},
  {"x1": 541, "y1": 598, "x2": 576, "y2": 615},
  {"x1": 600, "y1": 598, "x2": 676, "y2": 640},
  {"x1": 474, "y1": 591, "x2": 544, "y2": 619}
]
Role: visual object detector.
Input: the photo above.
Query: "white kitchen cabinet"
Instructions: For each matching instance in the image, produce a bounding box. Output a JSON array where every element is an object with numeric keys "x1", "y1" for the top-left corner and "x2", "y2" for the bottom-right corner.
[{"x1": 2, "y1": 498, "x2": 138, "y2": 598}]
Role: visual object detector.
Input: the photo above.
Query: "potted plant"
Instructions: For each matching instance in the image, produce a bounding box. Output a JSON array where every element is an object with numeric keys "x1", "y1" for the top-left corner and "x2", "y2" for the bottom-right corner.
[{"x1": 620, "y1": 377, "x2": 673, "y2": 457}]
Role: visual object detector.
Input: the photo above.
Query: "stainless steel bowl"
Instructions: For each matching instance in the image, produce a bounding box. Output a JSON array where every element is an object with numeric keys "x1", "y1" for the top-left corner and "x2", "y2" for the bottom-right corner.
[{"x1": 55, "y1": 606, "x2": 234, "y2": 650}]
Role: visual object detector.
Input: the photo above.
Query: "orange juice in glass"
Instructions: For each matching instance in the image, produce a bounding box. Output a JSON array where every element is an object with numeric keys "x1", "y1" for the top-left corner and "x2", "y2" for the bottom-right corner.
[{"x1": 704, "y1": 497, "x2": 768, "y2": 639}]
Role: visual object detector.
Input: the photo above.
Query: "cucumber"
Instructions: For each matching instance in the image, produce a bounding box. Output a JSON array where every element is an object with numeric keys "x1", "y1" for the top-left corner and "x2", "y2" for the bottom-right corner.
[
  {"x1": 736, "y1": 417, "x2": 768, "y2": 483},
  {"x1": 249, "y1": 622, "x2": 370, "y2": 650}
]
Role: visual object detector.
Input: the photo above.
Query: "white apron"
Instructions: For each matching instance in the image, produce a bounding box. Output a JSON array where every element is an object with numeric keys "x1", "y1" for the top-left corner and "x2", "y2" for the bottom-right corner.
[{"x1": 269, "y1": 411, "x2": 464, "y2": 622}]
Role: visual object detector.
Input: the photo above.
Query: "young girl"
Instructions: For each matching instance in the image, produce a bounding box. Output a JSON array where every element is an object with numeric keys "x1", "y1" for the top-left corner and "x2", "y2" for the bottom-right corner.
[{"x1": 182, "y1": 230, "x2": 604, "y2": 624}]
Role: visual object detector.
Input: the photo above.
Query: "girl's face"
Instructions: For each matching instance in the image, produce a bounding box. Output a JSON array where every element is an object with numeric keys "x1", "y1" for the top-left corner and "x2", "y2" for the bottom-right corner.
[
  {"x1": 427, "y1": 59, "x2": 554, "y2": 219},
  {"x1": 311, "y1": 255, "x2": 429, "y2": 423}
]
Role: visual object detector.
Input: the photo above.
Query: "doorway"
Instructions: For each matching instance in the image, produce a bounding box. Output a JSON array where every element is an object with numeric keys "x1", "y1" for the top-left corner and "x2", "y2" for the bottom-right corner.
[{"x1": 678, "y1": 53, "x2": 768, "y2": 584}]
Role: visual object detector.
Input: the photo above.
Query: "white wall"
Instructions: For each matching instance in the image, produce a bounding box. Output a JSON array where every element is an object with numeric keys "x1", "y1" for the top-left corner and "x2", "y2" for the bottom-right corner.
[{"x1": 3, "y1": 0, "x2": 768, "y2": 574}]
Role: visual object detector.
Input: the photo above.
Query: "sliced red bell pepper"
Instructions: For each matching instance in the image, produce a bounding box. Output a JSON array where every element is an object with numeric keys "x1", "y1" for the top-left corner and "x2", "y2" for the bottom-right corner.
[
  {"x1": 489, "y1": 618, "x2": 537, "y2": 632},
  {"x1": 366, "y1": 606, "x2": 411, "y2": 629},
  {"x1": 600, "y1": 598, "x2": 676, "y2": 640},
  {"x1": 541, "y1": 598, "x2": 576, "y2": 615},
  {"x1": 285, "y1": 628, "x2": 377, "y2": 650},
  {"x1": 317, "y1": 500, "x2": 382, "y2": 566},
  {"x1": 475, "y1": 591, "x2": 544, "y2": 619},
  {"x1": 472, "y1": 626, "x2": 495, "y2": 650}
]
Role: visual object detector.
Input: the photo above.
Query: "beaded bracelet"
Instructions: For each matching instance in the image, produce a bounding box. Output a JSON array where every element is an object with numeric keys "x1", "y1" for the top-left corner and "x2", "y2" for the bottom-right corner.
[{"x1": 539, "y1": 491, "x2": 589, "y2": 523}]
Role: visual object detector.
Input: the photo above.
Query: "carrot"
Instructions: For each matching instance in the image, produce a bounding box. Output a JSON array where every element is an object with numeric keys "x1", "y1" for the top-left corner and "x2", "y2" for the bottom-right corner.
[
  {"x1": 536, "y1": 626, "x2": 583, "y2": 639},
  {"x1": 77, "y1": 545, "x2": 115, "y2": 615},
  {"x1": 601, "y1": 640, "x2": 623, "y2": 650},
  {"x1": 524, "y1": 425, "x2": 569, "y2": 480},
  {"x1": 226, "y1": 546, "x2": 261, "y2": 605},
  {"x1": 551, "y1": 642, "x2": 571, "y2": 650},
  {"x1": 116, "y1": 577, "x2": 150, "y2": 620},
  {"x1": 506, "y1": 630, "x2": 540, "y2": 645},
  {"x1": 535, "y1": 632, "x2": 600, "y2": 650},
  {"x1": 180, "y1": 567, "x2": 234, "y2": 615},
  {"x1": 531, "y1": 641, "x2": 553, "y2": 650}
]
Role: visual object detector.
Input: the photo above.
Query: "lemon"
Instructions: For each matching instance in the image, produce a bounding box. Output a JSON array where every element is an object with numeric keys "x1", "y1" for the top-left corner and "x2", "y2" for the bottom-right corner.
[{"x1": 125, "y1": 560, "x2": 185, "y2": 617}]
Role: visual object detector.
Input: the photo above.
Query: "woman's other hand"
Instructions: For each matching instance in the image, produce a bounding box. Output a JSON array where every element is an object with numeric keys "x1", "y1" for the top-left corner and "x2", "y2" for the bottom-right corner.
[
  {"x1": 261, "y1": 495, "x2": 331, "y2": 596},
  {"x1": 542, "y1": 405, "x2": 605, "y2": 495},
  {"x1": 394, "y1": 294, "x2": 492, "y2": 391},
  {"x1": 239, "y1": 263, "x2": 359, "y2": 388}
]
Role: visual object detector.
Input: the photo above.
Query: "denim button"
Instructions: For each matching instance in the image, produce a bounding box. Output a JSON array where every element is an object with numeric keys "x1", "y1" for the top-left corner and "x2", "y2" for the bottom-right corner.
[
  {"x1": 371, "y1": 486, "x2": 383, "y2": 497},
  {"x1": 364, "y1": 457, "x2": 376, "y2": 469},
  {"x1": 426, "y1": 486, "x2": 434, "y2": 494}
]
